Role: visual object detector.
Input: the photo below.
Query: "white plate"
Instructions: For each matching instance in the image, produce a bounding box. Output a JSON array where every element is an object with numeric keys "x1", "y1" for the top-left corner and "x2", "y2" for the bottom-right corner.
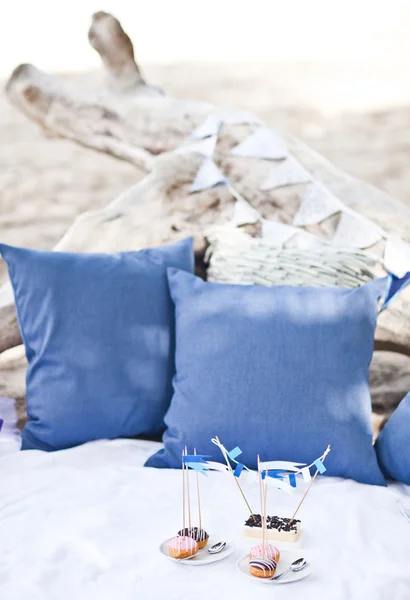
[
  {"x1": 236, "y1": 548, "x2": 312, "y2": 584},
  {"x1": 159, "y1": 537, "x2": 235, "y2": 566}
]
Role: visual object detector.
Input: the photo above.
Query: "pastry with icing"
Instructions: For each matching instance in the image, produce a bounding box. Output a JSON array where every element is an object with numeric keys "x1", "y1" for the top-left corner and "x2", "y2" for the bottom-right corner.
[
  {"x1": 249, "y1": 543, "x2": 280, "y2": 562},
  {"x1": 168, "y1": 535, "x2": 199, "y2": 559},
  {"x1": 249, "y1": 557, "x2": 277, "y2": 579},
  {"x1": 178, "y1": 526, "x2": 209, "y2": 549}
]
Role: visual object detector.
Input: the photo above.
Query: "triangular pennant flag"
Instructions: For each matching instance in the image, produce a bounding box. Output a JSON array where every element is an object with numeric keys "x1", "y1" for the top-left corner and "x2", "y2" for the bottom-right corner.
[
  {"x1": 231, "y1": 127, "x2": 288, "y2": 160},
  {"x1": 261, "y1": 220, "x2": 298, "y2": 246},
  {"x1": 219, "y1": 110, "x2": 262, "y2": 125},
  {"x1": 291, "y1": 231, "x2": 327, "y2": 250},
  {"x1": 331, "y1": 211, "x2": 383, "y2": 249},
  {"x1": 191, "y1": 115, "x2": 222, "y2": 140},
  {"x1": 176, "y1": 135, "x2": 217, "y2": 158},
  {"x1": 191, "y1": 158, "x2": 227, "y2": 192},
  {"x1": 292, "y1": 182, "x2": 343, "y2": 227},
  {"x1": 231, "y1": 196, "x2": 261, "y2": 227},
  {"x1": 382, "y1": 272, "x2": 410, "y2": 309},
  {"x1": 384, "y1": 237, "x2": 410, "y2": 279},
  {"x1": 261, "y1": 157, "x2": 312, "y2": 190}
]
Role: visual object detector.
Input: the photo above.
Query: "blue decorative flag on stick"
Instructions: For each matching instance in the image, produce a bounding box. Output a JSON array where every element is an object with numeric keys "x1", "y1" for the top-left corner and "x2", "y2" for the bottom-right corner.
[
  {"x1": 227, "y1": 446, "x2": 242, "y2": 461},
  {"x1": 314, "y1": 458, "x2": 326, "y2": 474},
  {"x1": 288, "y1": 473, "x2": 297, "y2": 488},
  {"x1": 234, "y1": 463, "x2": 245, "y2": 478}
]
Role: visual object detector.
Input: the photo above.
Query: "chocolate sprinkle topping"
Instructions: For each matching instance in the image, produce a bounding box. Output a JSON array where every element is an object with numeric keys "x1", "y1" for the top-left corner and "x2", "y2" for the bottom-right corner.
[{"x1": 244, "y1": 514, "x2": 301, "y2": 533}]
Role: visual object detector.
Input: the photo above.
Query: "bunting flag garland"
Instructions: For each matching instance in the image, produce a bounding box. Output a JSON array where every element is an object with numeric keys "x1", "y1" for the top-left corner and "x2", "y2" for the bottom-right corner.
[
  {"x1": 220, "y1": 110, "x2": 263, "y2": 125},
  {"x1": 231, "y1": 195, "x2": 261, "y2": 227},
  {"x1": 384, "y1": 237, "x2": 410, "y2": 279},
  {"x1": 261, "y1": 220, "x2": 298, "y2": 246},
  {"x1": 231, "y1": 127, "x2": 288, "y2": 160},
  {"x1": 331, "y1": 211, "x2": 384, "y2": 249},
  {"x1": 227, "y1": 446, "x2": 243, "y2": 461},
  {"x1": 260, "y1": 156, "x2": 312, "y2": 191},
  {"x1": 261, "y1": 220, "x2": 326, "y2": 250},
  {"x1": 292, "y1": 182, "x2": 344, "y2": 227},
  {"x1": 191, "y1": 158, "x2": 228, "y2": 192},
  {"x1": 381, "y1": 272, "x2": 410, "y2": 310},
  {"x1": 258, "y1": 460, "x2": 305, "y2": 472},
  {"x1": 176, "y1": 135, "x2": 217, "y2": 158},
  {"x1": 190, "y1": 115, "x2": 222, "y2": 140}
]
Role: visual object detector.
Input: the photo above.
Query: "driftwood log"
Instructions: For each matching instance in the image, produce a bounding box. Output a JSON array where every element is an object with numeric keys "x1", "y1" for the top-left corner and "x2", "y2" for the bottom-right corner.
[{"x1": 1, "y1": 10, "x2": 410, "y2": 373}]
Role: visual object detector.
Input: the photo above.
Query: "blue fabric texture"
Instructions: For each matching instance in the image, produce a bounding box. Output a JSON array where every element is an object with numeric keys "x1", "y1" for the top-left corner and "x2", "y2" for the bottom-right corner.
[
  {"x1": 0, "y1": 239, "x2": 194, "y2": 451},
  {"x1": 375, "y1": 392, "x2": 410, "y2": 484},
  {"x1": 146, "y1": 269, "x2": 386, "y2": 486}
]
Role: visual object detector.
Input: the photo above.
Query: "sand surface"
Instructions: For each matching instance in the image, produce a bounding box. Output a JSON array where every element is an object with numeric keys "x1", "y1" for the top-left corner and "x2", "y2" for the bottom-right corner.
[{"x1": 1, "y1": 62, "x2": 410, "y2": 427}]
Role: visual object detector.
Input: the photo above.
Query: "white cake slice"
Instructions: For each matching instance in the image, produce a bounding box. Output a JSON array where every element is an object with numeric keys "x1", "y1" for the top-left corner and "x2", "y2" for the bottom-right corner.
[{"x1": 243, "y1": 515, "x2": 301, "y2": 543}]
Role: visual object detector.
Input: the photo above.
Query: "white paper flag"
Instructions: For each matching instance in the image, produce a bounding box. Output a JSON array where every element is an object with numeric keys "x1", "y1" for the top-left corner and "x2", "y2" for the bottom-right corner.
[
  {"x1": 258, "y1": 461, "x2": 305, "y2": 472},
  {"x1": 191, "y1": 159, "x2": 227, "y2": 192},
  {"x1": 293, "y1": 182, "x2": 343, "y2": 227},
  {"x1": 231, "y1": 196, "x2": 261, "y2": 227},
  {"x1": 301, "y1": 467, "x2": 312, "y2": 483},
  {"x1": 384, "y1": 237, "x2": 410, "y2": 278},
  {"x1": 191, "y1": 115, "x2": 222, "y2": 139},
  {"x1": 331, "y1": 211, "x2": 384, "y2": 249},
  {"x1": 265, "y1": 477, "x2": 294, "y2": 495},
  {"x1": 261, "y1": 220, "x2": 298, "y2": 246},
  {"x1": 176, "y1": 135, "x2": 217, "y2": 158},
  {"x1": 231, "y1": 127, "x2": 288, "y2": 160},
  {"x1": 261, "y1": 157, "x2": 312, "y2": 190}
]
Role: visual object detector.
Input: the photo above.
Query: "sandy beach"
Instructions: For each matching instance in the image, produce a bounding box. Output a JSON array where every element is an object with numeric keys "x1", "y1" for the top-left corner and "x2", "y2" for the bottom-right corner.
[{"x1": 1, "y1": 57, "x2": 410, "y2": 426}]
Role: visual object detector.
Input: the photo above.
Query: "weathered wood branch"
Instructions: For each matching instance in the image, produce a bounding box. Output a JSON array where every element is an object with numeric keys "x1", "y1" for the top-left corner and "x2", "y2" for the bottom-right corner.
[{"x1": 2, "y1": 10, "x2": 410, "y2": 365}]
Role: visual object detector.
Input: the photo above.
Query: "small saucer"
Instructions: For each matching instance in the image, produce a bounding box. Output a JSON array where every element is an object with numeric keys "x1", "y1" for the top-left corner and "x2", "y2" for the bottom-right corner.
[
  {"x1": 159, "y1": 537, "x2": 234, "y2": 566},
  {"x1": 237, "y1": 548, "x2": 312, "y2": 584}
]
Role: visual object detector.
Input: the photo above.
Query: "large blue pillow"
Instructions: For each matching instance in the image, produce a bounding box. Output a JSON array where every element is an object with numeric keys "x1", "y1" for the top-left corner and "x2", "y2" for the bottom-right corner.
[
  {"x1": 375, "y1": 392, "x2": 410, "y2": 484},
  {"x1": 146, "y1": 269, "x2": 386, "y2": 486},
  {"x1": 0, "y1": 239, "x2": 194, "y2": 451}
]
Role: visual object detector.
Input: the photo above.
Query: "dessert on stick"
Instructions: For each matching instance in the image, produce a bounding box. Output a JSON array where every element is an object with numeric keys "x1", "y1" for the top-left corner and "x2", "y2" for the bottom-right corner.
[
  {"x1": 168, "y1": 448, "x2": 199, "y2": 559},
  {"x1": 248, "y1": 463, "x2": 278, "y2": 579},
  {"x1": 178, "y1": 448, "x2": 209, "y2": 548},
  {"x1": 244, "y1": 445, "x2": 331, "y2": 542}
]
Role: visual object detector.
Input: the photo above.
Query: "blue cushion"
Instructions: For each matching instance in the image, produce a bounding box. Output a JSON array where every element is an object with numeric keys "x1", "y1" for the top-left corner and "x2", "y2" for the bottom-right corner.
[
  {"x1": 146, "y1": 269, "x2": 386, "y2": 486},
  {"x1": 0, "y1": 239, "x2": 194, "y2": 451},
  {"x1": 375, "y1": 392, "x2": 410, "y2": 483}
]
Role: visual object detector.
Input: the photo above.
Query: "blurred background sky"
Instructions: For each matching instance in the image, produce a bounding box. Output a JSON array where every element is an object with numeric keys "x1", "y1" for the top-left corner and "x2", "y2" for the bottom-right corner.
[{"x1": 2, "y1": 0, "x2": 410, "y2": 110}]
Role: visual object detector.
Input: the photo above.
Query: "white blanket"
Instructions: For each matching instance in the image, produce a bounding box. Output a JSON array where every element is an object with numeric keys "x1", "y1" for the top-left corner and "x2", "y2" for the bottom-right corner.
[{"x1": 1, "y1": 439, "x2": 410, "y2": 600}]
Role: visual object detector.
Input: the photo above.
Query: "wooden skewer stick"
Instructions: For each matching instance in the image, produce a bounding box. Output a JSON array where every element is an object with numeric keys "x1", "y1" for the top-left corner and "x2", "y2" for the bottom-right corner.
[
  {"x1": 194, "y1": 448, "x2": 202, "y2": 530},
  {"x1": 184, "y1": 446, "x2": 192, "y2": 532},
  {"x1": 263, "y1": 470, "x2": 268, "y2": 557},
  {"x1": 215, "y1": 436, "x2": 256, "y2": 521},
  {"x1": 288, "y1": 445, "x2": 331, "y2": 526},
  {"x1": 182, "y1": 449, "x2": 186, "y2": 532}
]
